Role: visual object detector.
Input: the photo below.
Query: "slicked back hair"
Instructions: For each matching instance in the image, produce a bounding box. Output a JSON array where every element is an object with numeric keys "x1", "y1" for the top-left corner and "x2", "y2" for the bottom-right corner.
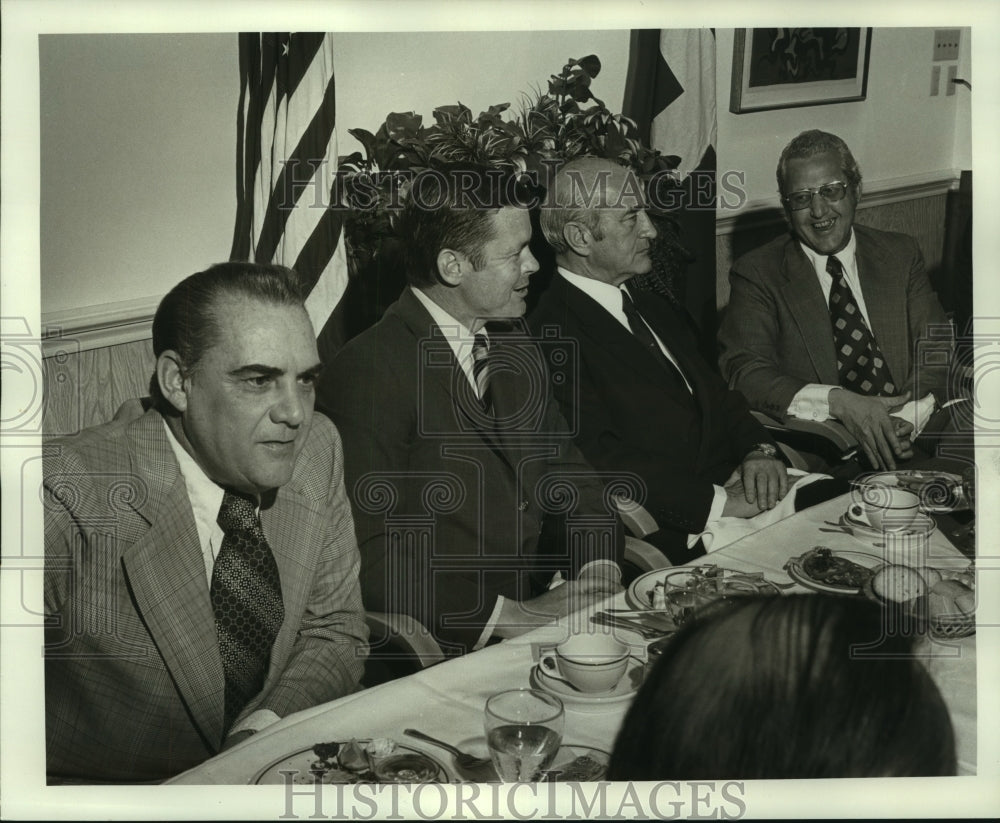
[
  {"x1": 396, "y1": 163, "x2": 535, "y2": 288},
  {"x1": 540, "y1": 157, "x2": 638, "y2": 255},
  {"x1": 149, "y1": 262, "x2": 306, "y2": 412}
]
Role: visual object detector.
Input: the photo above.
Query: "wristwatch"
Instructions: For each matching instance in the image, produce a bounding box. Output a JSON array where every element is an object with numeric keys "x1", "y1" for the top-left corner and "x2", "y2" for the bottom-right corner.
[{"x1": 745, "y1": 442, "x2": 779, "y2": 460}]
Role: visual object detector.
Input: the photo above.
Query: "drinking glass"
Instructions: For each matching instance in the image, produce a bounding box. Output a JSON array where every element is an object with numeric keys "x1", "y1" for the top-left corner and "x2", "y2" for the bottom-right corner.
[{"x1": 484, "y1": 688, "x2": 564, "y2": 782}]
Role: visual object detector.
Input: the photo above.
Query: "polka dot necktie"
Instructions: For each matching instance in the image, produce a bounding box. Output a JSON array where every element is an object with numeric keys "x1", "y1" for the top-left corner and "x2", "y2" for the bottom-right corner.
[
  {"x1": 827, "y1": 255, "x2": 896, "y2": 396},
  {"x1": 211, "y1": 490, "x2": 284, "y2": 732},
  {"x1": 472, "y1": 332, "x2": 493, "y2": 413}
]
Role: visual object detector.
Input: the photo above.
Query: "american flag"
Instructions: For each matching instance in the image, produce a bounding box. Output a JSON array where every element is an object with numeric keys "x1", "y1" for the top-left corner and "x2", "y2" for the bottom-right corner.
[{"x1": 230, "y1": 32, "x2": 349, "y2": 362}]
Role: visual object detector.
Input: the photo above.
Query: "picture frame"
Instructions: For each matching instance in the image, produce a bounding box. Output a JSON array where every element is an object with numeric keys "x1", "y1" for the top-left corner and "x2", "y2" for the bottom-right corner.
[{"x1": 730, "y1": 28, "x2": 872, "y2": 114}]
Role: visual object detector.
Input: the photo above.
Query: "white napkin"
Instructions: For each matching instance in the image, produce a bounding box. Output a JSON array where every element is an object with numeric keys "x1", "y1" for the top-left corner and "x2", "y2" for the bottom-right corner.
[{"x1": 694, "y1": 470, "x2": 832, "y2": 553}]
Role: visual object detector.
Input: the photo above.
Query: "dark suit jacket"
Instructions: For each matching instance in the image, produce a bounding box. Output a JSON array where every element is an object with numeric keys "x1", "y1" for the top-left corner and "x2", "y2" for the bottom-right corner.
[
  {"x1": 318, "y1": 288, "x2": 623, "y2": 654},
  {"x1": 43, "y1": 405, "x2": 368, "y2": 782},
  {"x1": 528, "y1": 273, "x2": 774, "y2": 562},
  {"x1": 718, "y1": 225, "x2": 952, "y2": 420}
]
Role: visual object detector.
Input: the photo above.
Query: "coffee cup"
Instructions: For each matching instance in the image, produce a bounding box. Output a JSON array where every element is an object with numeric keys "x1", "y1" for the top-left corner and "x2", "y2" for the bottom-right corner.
[
  {"x1": 539, "y1": 632, "x2": 629, "y2": 693},
  {"x1": 849, "y1": 486, "x2": 920, "y2": 532}
]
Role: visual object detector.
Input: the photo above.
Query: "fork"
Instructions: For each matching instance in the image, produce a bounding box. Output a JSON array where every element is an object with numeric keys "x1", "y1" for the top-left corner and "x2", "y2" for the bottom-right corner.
[
  {"x1": 589, "y1": 612, "x2": 667, "y2": 639},
  {"x1": 403, "y1": 729, "x2": 497, "y2": 781}
]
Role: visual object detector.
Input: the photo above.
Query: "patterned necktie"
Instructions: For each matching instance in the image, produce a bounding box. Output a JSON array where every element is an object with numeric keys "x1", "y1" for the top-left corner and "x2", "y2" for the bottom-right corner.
[
  {"x1": 472, "y1": 332, "x2": 492, "y2": 412},
  {"x1": 212, "y1": 490, "x2": 284, "y2": 732},
  {"x1": 620, "y1": 288, "x2": 691, "y2": 395},
  {"x1": 827, "y1": 255, "x2": 896, "y2": 396}
]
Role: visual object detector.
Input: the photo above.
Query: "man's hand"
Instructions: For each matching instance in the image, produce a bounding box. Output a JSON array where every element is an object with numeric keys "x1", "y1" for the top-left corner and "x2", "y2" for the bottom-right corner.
[
  {"x1": 829, "y1": 388, "x2": 914, "y2": 470},
  {"x1": 721, "y1": 454, "x2": 788, "y2": 519},
  {"x1": 492, "y1": 577, "x2": 621, "y2": 639}
]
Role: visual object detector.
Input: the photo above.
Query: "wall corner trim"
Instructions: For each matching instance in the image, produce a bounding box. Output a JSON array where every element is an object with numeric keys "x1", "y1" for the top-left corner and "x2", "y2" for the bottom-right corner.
[{"x1": 42, "y1": 294, "x2": 160, "y2": 358}]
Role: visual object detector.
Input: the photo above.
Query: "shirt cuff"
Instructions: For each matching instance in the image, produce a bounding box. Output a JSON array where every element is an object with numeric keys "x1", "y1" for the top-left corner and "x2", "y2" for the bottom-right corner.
[
  {"x1": 787, "y1": 384, "x2": 838, "y2": 421},
  {"x1": 894, "y1": 394, "x2": 937, "y2": 437},
  {"x1": 228, "y1": 708, "x2": 281, "y2": 737},
  {"x1": 472, "y1": 596, "x2": 506, "y2": 651}
]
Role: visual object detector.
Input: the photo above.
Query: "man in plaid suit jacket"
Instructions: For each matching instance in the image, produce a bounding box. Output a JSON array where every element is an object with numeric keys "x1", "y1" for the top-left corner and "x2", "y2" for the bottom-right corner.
[{"x1": 43, "y1": 264, "x2": 368, "y2": 782}]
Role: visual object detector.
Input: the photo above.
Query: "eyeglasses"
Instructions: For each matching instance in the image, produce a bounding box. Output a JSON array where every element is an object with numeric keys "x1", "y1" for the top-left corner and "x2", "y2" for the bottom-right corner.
[{"x1": 782, "y1": 181, "x2": 849, "y2": 211}]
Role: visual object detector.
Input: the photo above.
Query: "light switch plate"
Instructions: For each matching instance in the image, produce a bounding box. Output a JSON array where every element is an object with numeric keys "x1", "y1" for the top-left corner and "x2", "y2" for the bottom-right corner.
[{"x1": 934, "y1": 29, "x2": 961, "y2": 61}]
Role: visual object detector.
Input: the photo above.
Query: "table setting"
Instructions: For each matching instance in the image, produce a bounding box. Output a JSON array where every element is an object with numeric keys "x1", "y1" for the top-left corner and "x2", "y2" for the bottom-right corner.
[{"x1": 167, "y1": 472, "x2": 977, "y2": 786}]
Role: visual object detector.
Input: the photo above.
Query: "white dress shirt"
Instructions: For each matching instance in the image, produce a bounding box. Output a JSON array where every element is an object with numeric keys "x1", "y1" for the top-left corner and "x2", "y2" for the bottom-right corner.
[{"x1": 410, "y1": 286, "x2": 488, "y2": 399}]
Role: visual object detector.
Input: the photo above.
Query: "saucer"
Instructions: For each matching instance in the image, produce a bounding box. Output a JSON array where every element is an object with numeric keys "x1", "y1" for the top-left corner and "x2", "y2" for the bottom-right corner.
[
  {"x1": 841, "y1": 510, "x2": 935, "y2": 538},
  {"x1": 529, "y1": 659, "x2": 642, "y2": 712}
]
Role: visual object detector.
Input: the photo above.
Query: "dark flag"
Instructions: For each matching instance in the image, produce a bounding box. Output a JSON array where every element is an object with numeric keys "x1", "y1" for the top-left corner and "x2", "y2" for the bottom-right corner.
[
  {"x1": 231, "y1": 32, "x2": 349, "y2": 363},
  {"x1": 624, "y1": 29, "x2": 718, "y2": 359}
]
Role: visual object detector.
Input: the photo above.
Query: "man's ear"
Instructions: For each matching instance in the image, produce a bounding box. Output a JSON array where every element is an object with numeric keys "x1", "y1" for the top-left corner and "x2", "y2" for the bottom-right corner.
[
  {"x1": 436, "y1": 248, "x2": 466, "y2": 286},
  {"x1": 562, "y1": 221, "x2": 592, "y2": 257},
  {"x1": 156, "y1": 351, "x2": 189, "y2": 413}
]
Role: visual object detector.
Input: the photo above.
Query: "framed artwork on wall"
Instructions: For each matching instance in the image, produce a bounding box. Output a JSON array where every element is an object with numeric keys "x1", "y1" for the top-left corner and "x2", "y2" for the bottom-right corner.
[{"x1": 730, "y1": 28, "x2": 872, "y2": 114}]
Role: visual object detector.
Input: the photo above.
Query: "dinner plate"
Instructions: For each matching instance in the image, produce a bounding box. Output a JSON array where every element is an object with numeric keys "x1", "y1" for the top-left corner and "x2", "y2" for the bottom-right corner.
[
  {"x1": 625, "y1": 564, "x2": 786, "y2": 612},
  {"x1": 250, "y1": 739, "x2": 447, "y2": 785},
  {"x1": 784, "y1": 548, "x2": 884, "y2": 595},
  {"x1": 856, "y1": 470, "x2": 965, "y2": 513},
  {"x1": 529, "y1": 659, "x2": 643, "y2": 711}
]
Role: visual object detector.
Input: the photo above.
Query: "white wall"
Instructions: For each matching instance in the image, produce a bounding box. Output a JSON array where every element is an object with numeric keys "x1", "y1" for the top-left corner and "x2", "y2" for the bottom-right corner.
[
  {"x1": 716, "y1": 27, "x2": 971, "y2": 211},
  {"x1": 39, "y1": 30, "x2": 630, "y2": 317},
  {"x1": 39, "y1": 27, "x2": 972, "y2": 315},
  {"x1": 335, "y1": 31, "x2": 629, "y2": 159},
  {"x1": 40, "y1": 34, "x2": 240, "y2": 315}
]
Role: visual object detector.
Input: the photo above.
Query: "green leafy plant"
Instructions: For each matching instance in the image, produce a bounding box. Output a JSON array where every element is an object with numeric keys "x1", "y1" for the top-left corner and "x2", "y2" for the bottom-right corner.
[{"x1": 335, "y1": 55, "x2": 691, "y2": 325}]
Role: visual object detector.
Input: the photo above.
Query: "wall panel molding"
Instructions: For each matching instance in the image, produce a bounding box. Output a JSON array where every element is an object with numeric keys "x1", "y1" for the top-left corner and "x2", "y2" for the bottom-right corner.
[
  {"x1": 716, "y1": 170, "x2": 961, "y2": 237},
  {"x1": 42, "y1": 295, "x2": 158, "y2": 359}
]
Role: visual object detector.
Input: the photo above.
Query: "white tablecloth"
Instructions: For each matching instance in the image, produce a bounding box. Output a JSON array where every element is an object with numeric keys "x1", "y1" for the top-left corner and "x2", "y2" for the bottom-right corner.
[{"x1": 167, "y1": 493, "x2": 976, "y2": 784}]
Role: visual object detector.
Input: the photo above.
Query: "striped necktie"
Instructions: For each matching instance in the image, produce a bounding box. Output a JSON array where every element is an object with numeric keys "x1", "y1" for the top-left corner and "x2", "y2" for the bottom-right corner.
[
  {"x1": 212, "y1": 490, "x2": 284, "y2": 732},
  {"x1": 827, "y1": 255, "x2": 896, "y2": 395},
  {"x1": 472, "y1": 332, "x2": 492, "y2": 412}
]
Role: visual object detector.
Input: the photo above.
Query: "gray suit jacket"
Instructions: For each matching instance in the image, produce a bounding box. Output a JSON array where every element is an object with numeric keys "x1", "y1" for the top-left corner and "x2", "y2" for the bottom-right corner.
[
  {"x1": 43, "y1": 405, "x2": 368, "y2": 781},
  {"x1": 718, "y1": 225, "x2": 952, "y2": 420}
]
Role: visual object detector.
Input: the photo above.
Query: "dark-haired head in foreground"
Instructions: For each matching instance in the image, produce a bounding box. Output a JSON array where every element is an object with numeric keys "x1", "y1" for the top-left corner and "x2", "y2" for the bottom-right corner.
[{"x1": 608, "y1": 594, "x2": 956, "y2": 779}]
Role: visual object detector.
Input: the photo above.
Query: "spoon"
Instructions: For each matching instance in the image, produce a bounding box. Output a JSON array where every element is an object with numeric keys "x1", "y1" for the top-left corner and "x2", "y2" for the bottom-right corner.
[{"x1": 403, "y1": 729, "x2": 497, "y2": 781}]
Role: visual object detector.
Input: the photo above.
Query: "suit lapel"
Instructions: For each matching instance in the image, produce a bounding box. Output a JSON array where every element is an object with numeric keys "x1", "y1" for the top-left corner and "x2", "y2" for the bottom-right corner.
[
  {"x1": 780, "y1": 242, "x2": 840, "y2": 384},
  {"x1": 120, "y1": 410, "x2": 226, "y2": 749},
  {"x1": 394, "y1": 290, "x2": 520, "y2": 467},
  {"x1": 854, "y1": 231, "x2": 907, "y2": 381},
  {"x1": 554, "y1": 277, "x2": 670, "y2": 390}
]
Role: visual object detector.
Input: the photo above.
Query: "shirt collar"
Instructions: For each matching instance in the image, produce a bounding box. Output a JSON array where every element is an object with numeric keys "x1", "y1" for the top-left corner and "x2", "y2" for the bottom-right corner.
[
  {"x1": 162, "y1": 417, "x2": 227, "y2": 537},
  {"x1": 557, "y1": 266, "x2": 631, "y2": 318},
  {"x1": 798, "y1": 228, "x2": 857, "y2": 275}
]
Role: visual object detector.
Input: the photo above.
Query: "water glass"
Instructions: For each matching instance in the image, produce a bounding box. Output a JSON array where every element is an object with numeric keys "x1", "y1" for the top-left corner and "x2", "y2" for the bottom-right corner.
[{"x1": 484, "y1": 688, "x2": 564, "y2": 782}]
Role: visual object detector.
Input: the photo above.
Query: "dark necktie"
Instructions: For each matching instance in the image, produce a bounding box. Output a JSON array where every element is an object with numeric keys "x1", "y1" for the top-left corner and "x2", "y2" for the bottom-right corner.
[
  {"x1": 472, "y1": 332, "x2": 493, "y2": 412},
  {"x1": 212, "y1": 490, "x2": 284, "y2": 731},
  {"x1": 826, "y1": 255, "x2": 896, "y2": 396},
  {"x1": 620, "y1": 288, "x2": 690, "y2": 394}
]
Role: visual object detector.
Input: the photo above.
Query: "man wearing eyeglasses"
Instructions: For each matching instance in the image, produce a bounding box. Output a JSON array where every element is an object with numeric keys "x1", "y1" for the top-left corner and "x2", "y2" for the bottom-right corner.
[{"x1": 718, "y1": 130, "x2": 952, "y2": 472}]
